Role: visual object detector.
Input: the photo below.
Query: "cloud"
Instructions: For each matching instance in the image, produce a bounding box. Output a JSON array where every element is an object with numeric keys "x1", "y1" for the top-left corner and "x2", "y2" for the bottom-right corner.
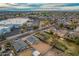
[{"x1": 0, "y1": 3, "x2": 79, "y2": 11}]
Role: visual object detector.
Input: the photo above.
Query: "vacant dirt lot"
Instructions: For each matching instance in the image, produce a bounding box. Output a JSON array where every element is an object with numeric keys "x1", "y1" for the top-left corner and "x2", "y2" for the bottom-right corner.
[
  {"x1": 44, "y1": 48, "x2": 65, "y2": 56},
  {"x1": 31, "y1": 41, "x2": 52, "y2": 55},
  {"x1": 18, "y1": 49, "x2": 32, "y2": 56}
]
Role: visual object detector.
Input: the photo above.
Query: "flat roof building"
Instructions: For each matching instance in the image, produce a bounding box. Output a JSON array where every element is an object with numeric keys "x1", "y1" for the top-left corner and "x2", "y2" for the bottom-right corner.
[
  {"x1": 0, "y1": 18, "x2": 29, "y2": 25},
  {"x1": 0, "y1": 18, "x2": 30, "y2": 35}
]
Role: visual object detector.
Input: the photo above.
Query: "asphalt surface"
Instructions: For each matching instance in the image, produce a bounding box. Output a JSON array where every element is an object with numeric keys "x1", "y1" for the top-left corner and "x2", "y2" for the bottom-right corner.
[
  {"x1": 0, "y1": 24, "x2": 53, "y2": 44},
  {"x1": 5, "y1": 28, "x2": 20, "y2": 37},
  {"x1": 7, "y1": 24, "x2": 53, "y2": 40}
]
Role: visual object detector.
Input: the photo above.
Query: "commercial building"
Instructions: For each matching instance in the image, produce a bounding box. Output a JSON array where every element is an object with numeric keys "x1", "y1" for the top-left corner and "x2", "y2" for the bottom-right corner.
[
  {"x1": 0, "y1": 18, "x2": 30, "y2": 34},
  {"x1": 0, "y1": 18, "x2": 29, "y2": 29},
  {"x1": 0, "y1": 26, "x2": 11, "y2": 35}
]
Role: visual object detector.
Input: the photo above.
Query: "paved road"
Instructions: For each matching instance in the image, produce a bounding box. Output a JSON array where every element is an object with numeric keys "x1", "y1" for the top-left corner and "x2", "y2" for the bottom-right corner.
[
  {"x1": 0, "y1": 24, "x2": 53, "y2": 44},
  {"x1": 5, "y1": 28, "x2": 20, "y2": 37},
  {"x1": 7, "y1": 24, "x2": 53, "y2": 40}
]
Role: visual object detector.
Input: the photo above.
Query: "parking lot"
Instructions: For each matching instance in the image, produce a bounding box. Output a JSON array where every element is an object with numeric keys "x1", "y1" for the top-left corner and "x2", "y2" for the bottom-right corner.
[{"x1": 5, "y1": 28, "x2": 20, "y2": 37}]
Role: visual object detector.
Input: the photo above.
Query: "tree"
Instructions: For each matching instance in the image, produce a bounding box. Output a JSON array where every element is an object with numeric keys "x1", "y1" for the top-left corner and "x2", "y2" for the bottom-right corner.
[
  {"x1": 68, "y1": 20, "x2": 78, "y2": 30},
  {"x1": 20, "y1": 23, "x2": 27, "y2": 33},
  {"x1": 0, "y1": 34, "x2": 6, "y2": 41},
  {"x1": 0, "y1": 47, "x2": 1, "y2": 51},
  {"x1": 64, "y1": 33, "x2": 79, "y2": 45},
  {"x1": 59, "y1": 23, "x2": 64, "y2": 29},
  {"x1": 33, "y1": 26, "x2": 39, "y2": 30},
  {"x1": 5, "y1": 41, "x2": 11, "y2": 48}
]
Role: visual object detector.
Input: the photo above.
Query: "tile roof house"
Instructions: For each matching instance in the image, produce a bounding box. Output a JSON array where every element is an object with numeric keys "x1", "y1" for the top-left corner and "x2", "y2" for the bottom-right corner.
[{"x1": 55, "y1": 30, "x2": 68, "y2": 37}]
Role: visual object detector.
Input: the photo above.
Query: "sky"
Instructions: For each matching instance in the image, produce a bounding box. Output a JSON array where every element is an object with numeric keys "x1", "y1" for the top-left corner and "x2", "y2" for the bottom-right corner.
[{"x1": 0, "y1": 3, "x2": 79, "y2": 11}]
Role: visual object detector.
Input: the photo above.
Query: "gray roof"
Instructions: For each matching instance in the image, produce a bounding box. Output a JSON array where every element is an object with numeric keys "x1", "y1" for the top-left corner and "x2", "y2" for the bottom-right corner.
[
  {"x1": 12, "y1": 39, "x2": 28, "y2": 52},
  {"x1": 26, "y1": 36, "x2": 39, "y2": 44},
  {"x1": 27, "y1": 19, "x2": 39, "y2": 26}
]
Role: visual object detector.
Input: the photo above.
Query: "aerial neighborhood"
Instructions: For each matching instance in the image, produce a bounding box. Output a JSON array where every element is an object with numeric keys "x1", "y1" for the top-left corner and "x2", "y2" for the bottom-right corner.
[{"x1": 0, "y1": 3, "x2": 79, "y2": 56}]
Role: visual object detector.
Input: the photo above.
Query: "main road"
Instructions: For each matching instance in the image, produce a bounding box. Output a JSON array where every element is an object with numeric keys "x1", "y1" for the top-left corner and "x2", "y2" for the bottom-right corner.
[
  {"x1": 7, "y1": 24, "x2": 53, "y2": 40},
  {"x1": 0, "y1": 24, "x2": 54, "y2": 44}
]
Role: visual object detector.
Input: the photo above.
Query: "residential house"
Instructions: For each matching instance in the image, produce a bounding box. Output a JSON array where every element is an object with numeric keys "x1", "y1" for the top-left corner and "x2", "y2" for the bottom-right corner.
[
  {"x1": 25, "y1": 36, "x2": 40, "y2": 45},
  {"x1": 11, "y1": 39, "x2": 28, "y2": 52}
]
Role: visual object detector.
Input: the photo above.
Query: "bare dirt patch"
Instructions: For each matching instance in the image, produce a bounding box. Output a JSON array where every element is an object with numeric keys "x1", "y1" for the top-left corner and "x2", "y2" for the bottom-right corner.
[{"x1": 31, "y1": 41, "x2": 52, "y2": 55}]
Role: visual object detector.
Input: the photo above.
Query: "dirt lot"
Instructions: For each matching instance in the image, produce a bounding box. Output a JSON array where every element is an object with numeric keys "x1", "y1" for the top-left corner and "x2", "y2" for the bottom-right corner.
[
  {"x1": 18, "y1": 49, "x2": 32, "y2": 56},
  {"x1": 44, "y1": 48, "x2": 65, "y2": 56},
  {"x1": 31, "y1": 41, "x2": 52, "y2": 55}
]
